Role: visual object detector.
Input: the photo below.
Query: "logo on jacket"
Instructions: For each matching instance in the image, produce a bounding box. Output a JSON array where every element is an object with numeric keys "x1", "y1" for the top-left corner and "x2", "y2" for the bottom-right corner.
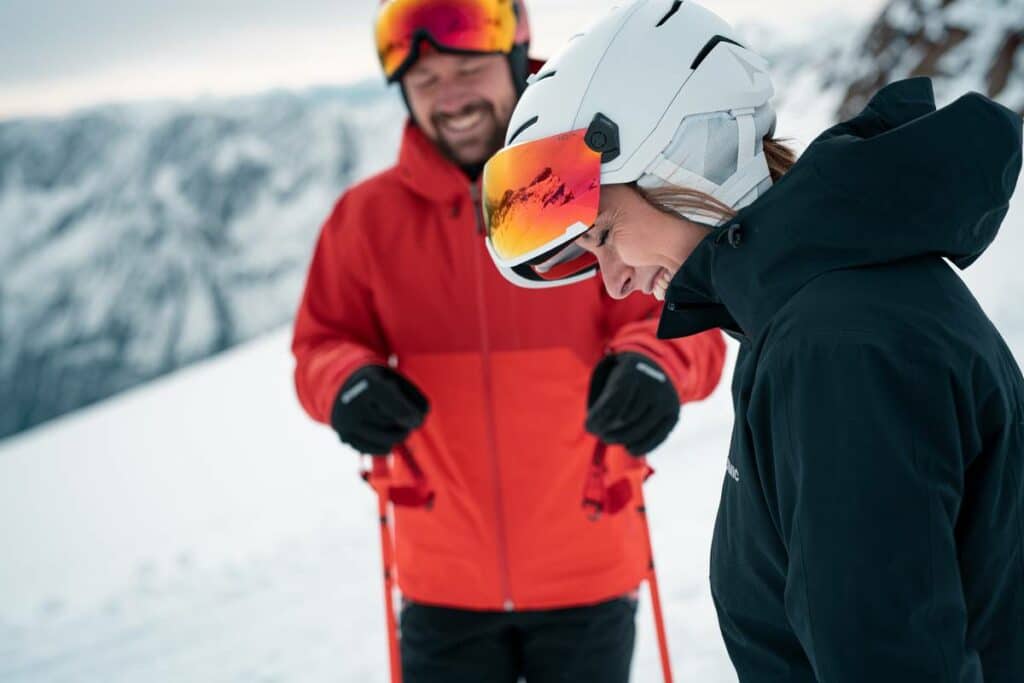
[{"x1": 726, "y1": 458, "x2": 740, "y2": 482}]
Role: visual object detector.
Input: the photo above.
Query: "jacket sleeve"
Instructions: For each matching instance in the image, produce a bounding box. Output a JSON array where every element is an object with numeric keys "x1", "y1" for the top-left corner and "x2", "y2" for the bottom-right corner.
[
  {"x1": 601, "y1": 290, "x2": 726, "y2": 404},
  {"x1": 291, "y1": 195, "x2": 390, "y2": 425},
  {"x1": 756, "y1": 333, "x2": 971, "y2": 682}
]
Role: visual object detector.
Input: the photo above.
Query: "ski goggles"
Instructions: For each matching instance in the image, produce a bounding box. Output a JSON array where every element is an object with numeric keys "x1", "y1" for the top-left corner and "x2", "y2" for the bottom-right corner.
[
  {"x1": 375, "y1": 0, "x2": 518, "y2": 81},
  {"x1": 482, "y1": 115, "x2": 620, "y2": 288}
]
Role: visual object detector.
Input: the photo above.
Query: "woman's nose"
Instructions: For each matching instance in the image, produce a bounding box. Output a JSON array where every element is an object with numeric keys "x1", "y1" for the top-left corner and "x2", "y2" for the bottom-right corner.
[{"x1": 600, "y1": 261, "x2": 634, "y2": 300}]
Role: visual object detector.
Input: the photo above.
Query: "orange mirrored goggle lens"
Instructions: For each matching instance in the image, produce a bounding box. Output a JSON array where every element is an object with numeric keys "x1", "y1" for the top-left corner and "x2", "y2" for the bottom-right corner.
[
  {"x1": 483, "y1": 128, "x2": 602, "y2": 267},
  {"x1": 376, "y1": 0, "x2": 518, "y2": 80}
]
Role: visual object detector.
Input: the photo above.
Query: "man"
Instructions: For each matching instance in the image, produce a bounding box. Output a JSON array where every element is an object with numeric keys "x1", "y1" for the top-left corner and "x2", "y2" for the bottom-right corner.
[{"x1": 291, "y1": 1, "x2": 726, "y2": 680}]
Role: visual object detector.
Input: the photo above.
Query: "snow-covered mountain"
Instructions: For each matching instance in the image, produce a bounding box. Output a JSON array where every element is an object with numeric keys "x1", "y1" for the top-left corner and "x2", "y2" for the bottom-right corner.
[
  {"x1": 833, "y1": 0, "x2": 1024, "y2": 120},
  {"x1": 0, "y1": 84, "x2": 405, "y2": 440}
]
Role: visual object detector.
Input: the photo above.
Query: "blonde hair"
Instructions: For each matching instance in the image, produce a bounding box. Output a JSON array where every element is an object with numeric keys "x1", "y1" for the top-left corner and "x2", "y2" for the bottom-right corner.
[{"x1": 636, "y1": 136, "x2": 797, "y2": 223}]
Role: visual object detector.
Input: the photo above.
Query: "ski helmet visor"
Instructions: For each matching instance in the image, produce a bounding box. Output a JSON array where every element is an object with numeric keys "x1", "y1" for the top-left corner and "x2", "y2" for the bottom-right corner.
[
  {"x1": 482, "y1": 128, "x2": 603, "y2": 287},
  {"x1": 375, "y1": 0, "x2": 518, "y2": 81}
]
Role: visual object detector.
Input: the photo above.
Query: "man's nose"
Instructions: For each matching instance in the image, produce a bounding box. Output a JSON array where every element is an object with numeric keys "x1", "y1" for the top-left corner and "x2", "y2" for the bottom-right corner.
[
  {"x1": 434, "y1": 87, "x2": 478, "y2": 115},
  {"x1": 600, "y1": 259, "x2": 634, "y2": 300}
]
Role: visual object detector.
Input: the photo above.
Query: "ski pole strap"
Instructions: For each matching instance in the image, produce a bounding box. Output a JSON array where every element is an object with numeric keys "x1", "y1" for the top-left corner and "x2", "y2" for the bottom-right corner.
[
  {"x1": 361, "y1": 443, "x2": 436, "y2": 509},
  {"x1": 582, "y1": 443, "x2": 610, "y2": 520},
  {"x1": 582, "y1": 442, "x2": 653, "y2": 519}
]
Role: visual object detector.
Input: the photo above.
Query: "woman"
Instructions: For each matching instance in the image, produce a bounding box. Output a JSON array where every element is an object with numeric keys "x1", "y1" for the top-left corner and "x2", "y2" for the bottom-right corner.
[{"x1": 482, "y1": 1, "x2": 1024, "y2": 681}]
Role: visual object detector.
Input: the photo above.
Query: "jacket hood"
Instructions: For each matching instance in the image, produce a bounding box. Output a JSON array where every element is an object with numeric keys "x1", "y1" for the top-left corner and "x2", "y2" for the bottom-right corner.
[{"x1": 659, "y1": 78, "x2": 1024, "y2": 340}]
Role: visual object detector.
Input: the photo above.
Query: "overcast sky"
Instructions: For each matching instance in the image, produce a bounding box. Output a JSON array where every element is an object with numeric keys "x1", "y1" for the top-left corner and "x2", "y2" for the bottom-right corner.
[{"x1": 0, "y1": 0, "x2": 887, "y2": 119}]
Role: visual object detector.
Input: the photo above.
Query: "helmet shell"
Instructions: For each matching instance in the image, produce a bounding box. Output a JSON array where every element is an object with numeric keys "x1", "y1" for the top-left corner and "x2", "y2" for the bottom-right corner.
[{"x1": 507, "y1": 0, "x2": 774, "y2": 185}]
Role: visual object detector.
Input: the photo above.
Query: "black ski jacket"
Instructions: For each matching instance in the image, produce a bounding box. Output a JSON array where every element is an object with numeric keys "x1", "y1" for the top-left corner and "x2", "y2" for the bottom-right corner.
[{"x1": 659, "y1": 78, "x2": 1024, "y2": 682}]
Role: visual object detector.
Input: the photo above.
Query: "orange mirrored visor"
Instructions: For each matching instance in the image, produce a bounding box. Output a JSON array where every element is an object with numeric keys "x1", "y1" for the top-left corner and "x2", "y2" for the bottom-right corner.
[
  {"x1": 483, "y1": 128, "x2": 602, "y2": 268},
  {"x1": 375, "y1": 0, "x2": 517, "y2": 80}
]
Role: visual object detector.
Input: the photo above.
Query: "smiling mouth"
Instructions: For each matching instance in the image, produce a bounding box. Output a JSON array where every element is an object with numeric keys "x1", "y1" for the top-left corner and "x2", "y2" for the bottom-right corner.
[
  {"x1": 641, "y1": 268, "x2": 663, "y2": 294},
  {"x1": 438, "y1": 109, "x2": 486, "y2": 137},
  {"x1": 651, "y1": 268, "x2": 672, "y2": 301}
]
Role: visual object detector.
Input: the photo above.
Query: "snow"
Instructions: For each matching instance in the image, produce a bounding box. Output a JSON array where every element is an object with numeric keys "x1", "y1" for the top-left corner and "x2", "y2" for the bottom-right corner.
[{"x1": 0, "y1": 328, "x2": 741, "y2": 682}]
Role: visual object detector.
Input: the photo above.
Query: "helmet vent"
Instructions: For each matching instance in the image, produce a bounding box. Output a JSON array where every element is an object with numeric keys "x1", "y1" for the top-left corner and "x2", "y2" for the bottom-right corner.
[
  {"x1": 690, "y1": 35, "x2": 744, "y2": 70},
  {"x1": 508, "y1": 116, "x2": 539, "y2": 144},
  {"x1": 656, "y1": 1, "x2": 683, "y2": 28},
  {"x1": 533, "y1": 70, "x2": 557, "y2": 83}
]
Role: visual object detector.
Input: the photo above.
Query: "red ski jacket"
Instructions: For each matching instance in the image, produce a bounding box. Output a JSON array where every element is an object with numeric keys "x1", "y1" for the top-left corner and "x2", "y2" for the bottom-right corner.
[{"x1": 292, "y1": 122, "x2": 726, "y2": 611}]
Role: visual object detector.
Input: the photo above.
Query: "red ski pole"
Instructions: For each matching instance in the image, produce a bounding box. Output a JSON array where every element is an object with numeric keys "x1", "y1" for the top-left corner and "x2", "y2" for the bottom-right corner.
[
  {"x1": 362, "y1": 444, "x2": 435, "y2": 683},
  {"x1": 367, "y1": 456, "x2": 403, "y2": 683},
  {"x1": 635, "y1": 477, "x2": 674, "y2": 683}
]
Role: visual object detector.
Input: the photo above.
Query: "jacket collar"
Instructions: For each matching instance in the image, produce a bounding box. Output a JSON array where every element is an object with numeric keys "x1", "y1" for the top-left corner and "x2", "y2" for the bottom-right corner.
[
  {"x1": 657, "y1": 224, "x2": 744, "y2": 341},
  {"x1": 395, "y1": 121, "x2": 474, "y2": 203}
]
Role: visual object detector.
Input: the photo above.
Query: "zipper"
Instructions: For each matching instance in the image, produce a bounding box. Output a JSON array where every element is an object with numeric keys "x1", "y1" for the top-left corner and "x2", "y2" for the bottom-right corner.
[{"x1": 469, "y1": 182, "x2": 514, "y2": 611}]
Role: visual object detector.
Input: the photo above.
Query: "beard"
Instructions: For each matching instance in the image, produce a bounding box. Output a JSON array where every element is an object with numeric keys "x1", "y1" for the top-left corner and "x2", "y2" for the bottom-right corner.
[{"x1": 431, "y1": 100, "x2": 509, "y2": 168}]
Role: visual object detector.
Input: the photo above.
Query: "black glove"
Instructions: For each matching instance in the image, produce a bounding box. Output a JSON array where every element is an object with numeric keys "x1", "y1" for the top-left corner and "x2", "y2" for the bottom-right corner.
[
  {"x1": 330, "y1": 365, "x2": 429, "y2": 456},
  {"x1": 585, "y1": 353, "x2": 680, "y2": 456}
]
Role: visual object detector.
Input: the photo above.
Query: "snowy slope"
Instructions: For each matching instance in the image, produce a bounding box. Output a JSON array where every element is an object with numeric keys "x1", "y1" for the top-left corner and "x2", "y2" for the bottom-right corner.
[
  {"x1": 0, "y1": 327, "x2": 740, "y2": 682},
  {"x1": 0, "y1": 84, "x2": 405, "y2": 441},
  {"x1": 0, "y1": 330, "x2": 393, "y2": 681}
]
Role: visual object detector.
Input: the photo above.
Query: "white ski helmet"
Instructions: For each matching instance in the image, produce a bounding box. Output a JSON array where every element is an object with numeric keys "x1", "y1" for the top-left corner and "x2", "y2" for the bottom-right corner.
[{"x1": 482, "y1": 0, "x2": 776, "y2": 288}]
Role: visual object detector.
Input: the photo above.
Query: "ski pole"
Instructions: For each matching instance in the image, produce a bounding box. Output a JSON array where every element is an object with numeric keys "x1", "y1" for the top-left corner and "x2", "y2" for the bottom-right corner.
[
  {"x1": 635, "y1": 473, "x2": 674, "y2": 683},
  {"x1": 367, "y1": 455, "x2": 403, "y2": 683},
  {"x1": 362, "y1": 444, "x2": 435, "y2": 683}
]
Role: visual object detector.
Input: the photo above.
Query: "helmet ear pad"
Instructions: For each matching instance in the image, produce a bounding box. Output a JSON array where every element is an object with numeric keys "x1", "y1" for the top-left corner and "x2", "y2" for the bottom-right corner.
[{"x1": 508, "y1": 43, "x2": 530, "y2": 95}]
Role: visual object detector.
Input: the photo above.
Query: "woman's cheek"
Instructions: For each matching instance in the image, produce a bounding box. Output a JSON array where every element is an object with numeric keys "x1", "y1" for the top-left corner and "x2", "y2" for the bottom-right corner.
[{"x1": 613, "y1": 227, "x2": 652, "y2": 268}]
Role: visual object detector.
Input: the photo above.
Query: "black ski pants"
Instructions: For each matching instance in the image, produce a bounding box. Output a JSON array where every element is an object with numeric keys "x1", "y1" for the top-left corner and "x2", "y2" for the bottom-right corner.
[{"x1": 400, "y1": 595, "x2": 637, "y2": 682}]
